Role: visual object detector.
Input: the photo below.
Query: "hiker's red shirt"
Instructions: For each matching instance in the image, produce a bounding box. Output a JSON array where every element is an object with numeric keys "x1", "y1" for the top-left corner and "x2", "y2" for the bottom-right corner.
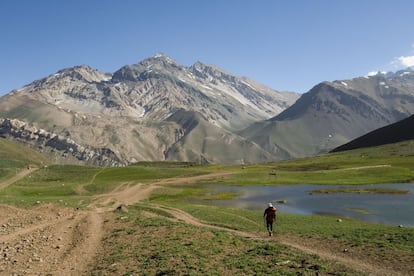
[{"x1": 264, "y1": 207, "x2": 277, "y2": 222}]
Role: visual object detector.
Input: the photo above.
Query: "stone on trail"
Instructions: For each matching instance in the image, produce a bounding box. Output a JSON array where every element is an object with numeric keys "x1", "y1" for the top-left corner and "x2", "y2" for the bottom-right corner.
[{"x1": 116, "y1": 204, "x2": 129, "y2": 213}]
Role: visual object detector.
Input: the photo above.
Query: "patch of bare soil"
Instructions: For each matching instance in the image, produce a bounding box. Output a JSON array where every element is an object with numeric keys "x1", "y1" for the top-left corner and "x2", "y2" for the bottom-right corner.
[{"x1": 0, "y1": 204, "x2": 104, "y2": 275}]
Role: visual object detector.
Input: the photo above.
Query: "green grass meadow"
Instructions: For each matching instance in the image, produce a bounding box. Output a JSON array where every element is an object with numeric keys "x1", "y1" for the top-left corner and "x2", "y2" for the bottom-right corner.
[{"x1": 200, "y1": 141, "x2": 414, "y2": 185}]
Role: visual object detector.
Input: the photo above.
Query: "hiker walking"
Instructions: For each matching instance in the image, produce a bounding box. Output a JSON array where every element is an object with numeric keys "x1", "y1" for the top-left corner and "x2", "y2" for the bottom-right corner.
[{"x1": 263, "y1": 202, "x2": 277, "y2": 236}]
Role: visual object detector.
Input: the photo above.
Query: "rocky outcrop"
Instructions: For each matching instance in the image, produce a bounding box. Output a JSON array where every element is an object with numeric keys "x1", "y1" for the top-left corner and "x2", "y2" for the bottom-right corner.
[{"x1": 0, "y1": 118, "x2": 122, "y2": 167}]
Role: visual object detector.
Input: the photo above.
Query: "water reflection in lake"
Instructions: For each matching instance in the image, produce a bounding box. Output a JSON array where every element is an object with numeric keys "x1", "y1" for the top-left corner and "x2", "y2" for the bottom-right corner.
[{"x1": 202, "y1": 183, "x2": 414, "y2": 227}]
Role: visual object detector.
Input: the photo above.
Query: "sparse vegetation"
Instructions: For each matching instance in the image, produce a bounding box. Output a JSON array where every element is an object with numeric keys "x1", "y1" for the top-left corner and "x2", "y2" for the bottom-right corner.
[{"x1": 90, "y1": 206, "x2": 360, "y2": 275}]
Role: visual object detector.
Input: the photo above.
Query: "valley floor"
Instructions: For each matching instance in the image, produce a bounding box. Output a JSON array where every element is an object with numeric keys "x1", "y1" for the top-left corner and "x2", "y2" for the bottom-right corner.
[{"x1": 1, "y1": 171, "x2": 413, "y2": 275}]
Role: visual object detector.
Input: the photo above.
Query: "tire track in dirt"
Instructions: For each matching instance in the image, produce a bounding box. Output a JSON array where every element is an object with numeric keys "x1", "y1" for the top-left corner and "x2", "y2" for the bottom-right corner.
[
  {"x1": 48, "y1": 211, "x2": 104, "y2": 275},
  {"x1": 0, "y1": 205, "x2": 104, "y2": 275}
]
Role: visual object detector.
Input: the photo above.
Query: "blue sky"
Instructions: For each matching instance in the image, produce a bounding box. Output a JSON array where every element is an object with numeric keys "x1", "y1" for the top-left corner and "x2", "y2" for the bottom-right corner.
[{"x1": 1, "y1": 0, "x2": 414, "y2": 96}]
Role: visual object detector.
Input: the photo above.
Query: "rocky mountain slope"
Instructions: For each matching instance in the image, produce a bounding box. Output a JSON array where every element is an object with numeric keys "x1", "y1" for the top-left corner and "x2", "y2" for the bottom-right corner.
[
  {"x1": 0, "y1": 118, "x2": 122, "y2": 166},
  {"x1": 240, "y1": 69, "x2": 414, "y2": 159},
  {"x1": 331, "y1": 114, "x2": 414, "y2": 152},
  {"x1": 0, "y1": 54, "x2": 298, "y2": 165}
]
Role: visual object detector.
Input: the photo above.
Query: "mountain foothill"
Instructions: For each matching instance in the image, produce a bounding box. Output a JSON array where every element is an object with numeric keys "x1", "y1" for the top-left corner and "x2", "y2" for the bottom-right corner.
[{"x1": 1, "y1": 54, "x2": 413, "y2": 166}]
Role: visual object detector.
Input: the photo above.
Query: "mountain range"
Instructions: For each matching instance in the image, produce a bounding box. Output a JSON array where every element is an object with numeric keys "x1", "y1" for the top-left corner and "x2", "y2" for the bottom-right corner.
[
  {"x1": 0, "y1": 54, "x2": 298, "y2": 165},
  {"x1": 0, "y1": 54, "x2": 413, "y2": 166},
  {"x1": 240, "y1": 69, "x2": 414, "y2": 158}
]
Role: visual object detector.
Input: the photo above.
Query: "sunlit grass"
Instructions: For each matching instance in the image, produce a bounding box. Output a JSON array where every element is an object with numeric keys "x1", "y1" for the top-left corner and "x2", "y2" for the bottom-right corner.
[
  {"x1": 199, "y1": 141, "x2": 414, "y2": 185},
  {"x1": 91, "y1": 205, "x2": 359, "y2": 275}
]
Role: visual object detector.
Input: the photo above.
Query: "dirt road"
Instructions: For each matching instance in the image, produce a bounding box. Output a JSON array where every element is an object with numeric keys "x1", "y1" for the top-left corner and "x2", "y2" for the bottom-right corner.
[
  {"x1": 0, "y1": 204, "x2": 103, "y2": 275},
  {"x1": 0, "y1": 171, "x2": 234, "y2": 275}
]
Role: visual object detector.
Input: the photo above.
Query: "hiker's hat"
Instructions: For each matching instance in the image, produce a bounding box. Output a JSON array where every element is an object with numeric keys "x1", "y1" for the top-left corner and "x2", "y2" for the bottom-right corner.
[{"x1": 268, "y1": 202, "x2": 273, "y2": 207}]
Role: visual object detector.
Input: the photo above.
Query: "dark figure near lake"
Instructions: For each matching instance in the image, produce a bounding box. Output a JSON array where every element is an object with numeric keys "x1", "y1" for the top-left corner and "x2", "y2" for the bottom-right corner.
[{"x1": 263, "y1": 203, "x2": 277, "y2": 236}]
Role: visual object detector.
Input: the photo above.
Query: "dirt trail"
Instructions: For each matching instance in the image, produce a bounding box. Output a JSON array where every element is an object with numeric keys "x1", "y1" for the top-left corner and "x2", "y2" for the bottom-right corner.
[
  {"x1": 159, "y1": 205, "x2": 256, "y2": 239},
  {"x1": 343, "y1": 165, "x2": 391, "y2": 170},
  {"x1": 49, "y1": 212, "x2": 104, "y2": 275},
  {"x1": 92, "y1": 171, "x2": 234, "y2": 212},
  {"x1": 0, "y1": 168, "x2": 103, "y2": 274},
  {"x1": 0, "y1": 200, "x2": 105, "y2": 276},
  {"x1": 0, "y1": 167, "x2": 38, "y2": 190},
  {"x1": 0, "y1": 206, "x2": 104, "y2": 275}
]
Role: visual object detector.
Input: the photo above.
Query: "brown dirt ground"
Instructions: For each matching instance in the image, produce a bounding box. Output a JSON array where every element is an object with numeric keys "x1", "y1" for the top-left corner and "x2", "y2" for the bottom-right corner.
[{"x1": 1, "y1": 169, "x2": 413, "y2": 275}]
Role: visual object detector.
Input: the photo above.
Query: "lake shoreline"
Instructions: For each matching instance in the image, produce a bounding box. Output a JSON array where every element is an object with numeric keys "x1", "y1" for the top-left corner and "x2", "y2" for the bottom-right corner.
[{"x1": 199, "y1": 183, "x2": 414, "y2": 227}]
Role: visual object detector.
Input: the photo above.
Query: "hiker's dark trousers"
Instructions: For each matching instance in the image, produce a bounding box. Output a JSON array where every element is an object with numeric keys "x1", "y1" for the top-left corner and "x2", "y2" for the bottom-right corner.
[{"x1": 266, "y1": 221, "x2": 273, "y2": 232}]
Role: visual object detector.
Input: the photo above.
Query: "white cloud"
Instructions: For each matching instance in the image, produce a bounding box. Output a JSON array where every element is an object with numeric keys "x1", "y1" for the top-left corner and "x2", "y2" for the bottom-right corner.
[
  {"x1": 392, "y1": 43, "x2": 414, "y2": 68},
  {"x1": 367, "y1": 71, "x2": 378, "y2": 76},
  {"x1": 368, "y1": 44, "x2": 414, "y2": 76},
  {"x1": 397, "y1": 55, "x2": 414, "y2": 67}
]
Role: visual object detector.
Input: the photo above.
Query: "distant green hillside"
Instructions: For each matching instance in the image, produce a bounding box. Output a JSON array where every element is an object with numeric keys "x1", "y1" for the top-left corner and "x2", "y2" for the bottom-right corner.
[
  {"x1": 200, "y1": 140, "x2": 414, "y2": 185},
  {"x1": 332, "y1": 114, "x2": 414, "y2": 152},
  {"x1": 0, "y1": 138, "x2": 50, "y2": 181}
]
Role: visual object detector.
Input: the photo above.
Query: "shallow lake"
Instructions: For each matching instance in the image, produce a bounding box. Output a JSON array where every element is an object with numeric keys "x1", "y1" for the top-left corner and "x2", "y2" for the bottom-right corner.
[{"x1": 201, "y1": 183, "x2": 414, "y2": 227}]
